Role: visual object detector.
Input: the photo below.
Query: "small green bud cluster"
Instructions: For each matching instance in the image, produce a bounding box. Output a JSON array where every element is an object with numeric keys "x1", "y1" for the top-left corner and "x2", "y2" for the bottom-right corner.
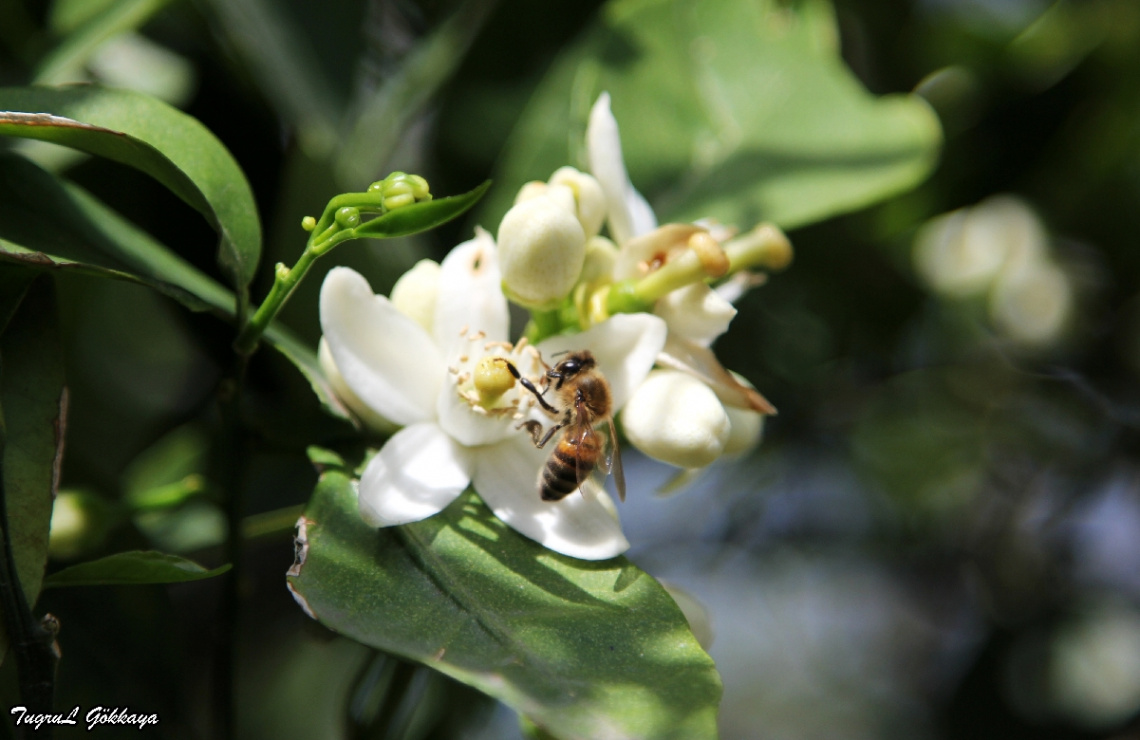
[{"x1": 368, "y1": 171, "x2": 432, "y2": 211}]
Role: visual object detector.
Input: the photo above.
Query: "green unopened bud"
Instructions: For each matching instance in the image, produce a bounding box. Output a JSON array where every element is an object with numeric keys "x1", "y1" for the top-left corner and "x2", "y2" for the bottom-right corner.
[
  {"x1": 335, "y1": 206, "x2": 361, "y2": 228},
  {"x1": 474, "y1": 357, "x2": 516, "y2": 405},
  {"x1": 301, "y1": 215, "x2": 317, "y2": 232},
  {"x1": 498, "y1": 194, "x2": 586, "y2": 310},
  {"x1": 369, "y1": 172, "x2": 432, "y2": 210}
]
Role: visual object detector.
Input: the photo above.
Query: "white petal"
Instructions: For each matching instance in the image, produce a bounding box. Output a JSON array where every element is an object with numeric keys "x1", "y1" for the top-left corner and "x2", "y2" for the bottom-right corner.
[
  {"x1": 358, "y1": 423, "x2": 473, "y2": 526},
  {"x1": 436, "y1": 381, "x2": 513, "y2": 448},
  {"x1": 434, "y1": 228, "x2": 509, "y2": 354},
  {"x1": 318, "y1": 337, "x2": 395, "y2": 433},
  {"x1": 654, "y1": 282, "x2": 737, "y2": 346},
  {"x1": 586, "y1": 92, "x2": 657, "y2": 245},
  {"x1": 472, "y1": 435, "x2": 629, "y2": 560},
  {"x1": 320, "y1": 267, "x2": 443, "y2": 425},
  {"x1": 538, "y1": 313, "x2": 667, "y2": 410}
]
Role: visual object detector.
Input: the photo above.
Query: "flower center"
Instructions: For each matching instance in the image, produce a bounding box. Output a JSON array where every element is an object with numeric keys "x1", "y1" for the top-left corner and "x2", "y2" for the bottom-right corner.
[{"x1": 447, "y1": 330, "x2": 546, "y2": 419}]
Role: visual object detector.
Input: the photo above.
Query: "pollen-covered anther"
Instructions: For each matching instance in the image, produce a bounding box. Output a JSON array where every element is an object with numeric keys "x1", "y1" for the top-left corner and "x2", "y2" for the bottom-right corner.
[{"x1": 689, "y1": 231, "x2": 729, "y2": 278}]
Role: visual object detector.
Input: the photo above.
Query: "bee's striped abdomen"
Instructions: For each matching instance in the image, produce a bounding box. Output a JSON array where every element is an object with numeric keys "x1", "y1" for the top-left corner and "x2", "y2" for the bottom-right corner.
[{"x1": 540, "y1": 433, "x2": 601, "y2": 501}]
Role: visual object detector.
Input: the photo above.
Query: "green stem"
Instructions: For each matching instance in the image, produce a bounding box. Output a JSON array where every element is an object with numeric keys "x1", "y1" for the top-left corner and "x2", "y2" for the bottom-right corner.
[
  {"x1": 214, "y1": 355, "x2": 249, "y2": 740},
  {"x1": 523, "y1": 308, "x2": 564, "y2": 344}
]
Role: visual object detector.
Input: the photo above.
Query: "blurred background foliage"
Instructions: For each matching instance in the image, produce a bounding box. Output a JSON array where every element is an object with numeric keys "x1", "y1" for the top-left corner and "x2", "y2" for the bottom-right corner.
[{"x1": 3, "y1": 0, "x2": 1140, "y2": 737}]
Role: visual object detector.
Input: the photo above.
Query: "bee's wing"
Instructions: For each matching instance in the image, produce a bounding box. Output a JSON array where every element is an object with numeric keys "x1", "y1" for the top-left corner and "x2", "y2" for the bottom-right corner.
[
  {"x1": 574, "y1": 416, "x2": 597, "y2": 498},
  {"x1": 605, "y1": 418, "x2": 625, "y2": 502}
]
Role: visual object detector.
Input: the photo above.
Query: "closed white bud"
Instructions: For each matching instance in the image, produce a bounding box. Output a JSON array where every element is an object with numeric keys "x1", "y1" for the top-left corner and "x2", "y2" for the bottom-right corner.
[
  {"x1": 550, "y1": 166, "x2": 606, "y2": 238},
  {"x1": 497, "y1": 194, "x2": 586, "y2": 309},
  {"x1": 722, "y1": 370, "x2": 766, "y2": 456},
  {"x1": 622, "y1": 369, "x2": 730, "y2": 468},
  {"x1": 389, "y1": 259, "x2": 441, "y2": 333},
  {"x1": 723, "y1": 405, "x2": 765, "y2": 456}
]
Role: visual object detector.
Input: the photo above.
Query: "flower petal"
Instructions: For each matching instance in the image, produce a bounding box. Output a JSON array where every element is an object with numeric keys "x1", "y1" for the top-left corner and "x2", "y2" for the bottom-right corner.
[
  {"x1": 472, "y1": 435, "x2": 630, "y2": 560},
  {"x1": 358, "y1": 423, "x2": 473, "y2": 526},
  {"x1": 538, "y1": 313, "x2": 667, "y2": 410},
  {"x1": 433, "y1": 228, "x2": 509, "y2": 354},
  {"x1": 320, "y1": 267, "x2": 443, "y2": 425},
  {"x1": 436, "y1": 370, "x2": 515, "y2": 448},
  {"x1": 654, "y1": 282, "x2": 737, "y2": 346},
  {"x1": 586, "y1": 92, "x2": 657, "y2": 245}
]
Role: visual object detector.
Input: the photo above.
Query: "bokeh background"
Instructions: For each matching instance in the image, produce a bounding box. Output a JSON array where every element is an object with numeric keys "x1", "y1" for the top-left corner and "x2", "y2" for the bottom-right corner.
[{"x1": 4, "y1": 0, "x2": 1140, "y2": 737}]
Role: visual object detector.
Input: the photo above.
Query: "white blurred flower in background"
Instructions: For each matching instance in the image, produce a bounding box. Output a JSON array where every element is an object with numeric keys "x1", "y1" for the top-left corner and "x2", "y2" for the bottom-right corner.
[{"x1": 913, "y1": 194, "x2": 1075, "y2": 346}]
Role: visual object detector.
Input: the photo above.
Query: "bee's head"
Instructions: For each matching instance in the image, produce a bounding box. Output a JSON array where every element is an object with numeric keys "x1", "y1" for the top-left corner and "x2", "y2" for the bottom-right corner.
[{"x1": 549, "y1": 350, "x2": 596, "y2": 385}]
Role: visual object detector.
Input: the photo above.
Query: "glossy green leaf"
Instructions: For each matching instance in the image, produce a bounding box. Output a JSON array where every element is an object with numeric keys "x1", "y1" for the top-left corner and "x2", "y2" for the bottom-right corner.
[
  {"x1": 0, "y1": 152, "x2": 218, "y2": 311},
  {"x1": 0, "y1": 85, "x2": 261, "y2": 296},
  {"x1": 0, "y1": 275, "x2": 66, "y2": 656},
  {"x1": 487, "y1": 0, "x2": 942, "y2": 231},
  {"x1": 288, "y1": 468, "x2": 721, "y2": 740},
  {"x1": 42, "y1": 550, "x2": 231, "y2": 588},
  {"x1": 352, "y1": 181, "x2": 492, "y2": 240},
  {"x1": 0, "y1": 153, "x2": 347, "y2": 419}
]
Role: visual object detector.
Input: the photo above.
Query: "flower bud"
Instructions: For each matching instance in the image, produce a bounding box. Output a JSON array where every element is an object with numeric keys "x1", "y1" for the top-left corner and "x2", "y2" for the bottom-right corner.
[
  {"x1": 498, "y1": 194, "x2": 586, "y2": 310},
  {"x1": 621, "y1": 369, "x2": 730, "y2": 468},
  {"x1": 49, "y1": 490, "x2": 110, "y2": 560},
  {"x1": 389, "y1": 259, "x2": 441, "y2": 333},
  {"x1": 335, "y1": 206, "x2": 361, "y2": 228},
  {"x1": 720, "y1": 371, "x2": 766, "y2": 456},
  {"x1": 550, "y1": 166, "x2": 606, "y2": 238}
]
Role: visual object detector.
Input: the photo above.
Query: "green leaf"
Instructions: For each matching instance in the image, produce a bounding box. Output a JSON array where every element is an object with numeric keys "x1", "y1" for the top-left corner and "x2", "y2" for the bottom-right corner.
[
  {"x1": 288, "y1": 470, "x2": 721, "y2": 740},
  {"x1": 42, "y1": 550, "x2": 231, "y2": 588},
  {"x1": 35, "y1": 0, "x2": 174, "y2": 85},
  {"x1": 0, "y1": 84, "x2": 261, "y2": 297},
  {"x1": 486, "y1": 0, "x2": 942, "y2": 231},
  {"x1": 352, "y1": 181, "x2": 492, "y2": 240},
  {"x1": 0, "y1": 275, "x2": 66, "y2": 655},
  {"x1": 0, "y1": 152, "x2": 219, "y2": 311},
  {"x1": 0, "y1": 153, "x2": 348, "y2": 420}
]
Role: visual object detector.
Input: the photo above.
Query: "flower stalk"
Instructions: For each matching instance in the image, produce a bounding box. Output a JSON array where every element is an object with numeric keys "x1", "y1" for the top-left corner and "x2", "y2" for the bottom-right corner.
[{"x1": 233, "y1": 173, "x2": 432, "y2": 356}]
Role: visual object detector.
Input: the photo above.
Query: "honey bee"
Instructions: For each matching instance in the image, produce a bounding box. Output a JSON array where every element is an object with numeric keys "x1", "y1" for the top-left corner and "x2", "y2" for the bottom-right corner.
[{"x1": 502, "y1": 350, "x2": 625, "y2": 502}]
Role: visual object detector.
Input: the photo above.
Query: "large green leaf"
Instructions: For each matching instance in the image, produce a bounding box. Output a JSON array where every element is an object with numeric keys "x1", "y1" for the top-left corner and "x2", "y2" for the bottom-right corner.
[
  {"x1": 486, "y1": 0, "x2": 941, "y2": 231},
  {"x1": 0, "y1": 152, "x2": 219, "y2": 311},
  {"x1": 41, "y1": 550, "x2": 230, "y2": 588},
  {"x1": 0, "y1": 275, "x2": 66, "y2": 659},
  {"x1": 0, "y1": 84, "x2": 261, "y2": 297},
  {"x1": 288, "y1": 468, "x2": 721, "y2": 740},
  {"x1": 0, "y1": 153, "x2": 348, "y2": 419}
]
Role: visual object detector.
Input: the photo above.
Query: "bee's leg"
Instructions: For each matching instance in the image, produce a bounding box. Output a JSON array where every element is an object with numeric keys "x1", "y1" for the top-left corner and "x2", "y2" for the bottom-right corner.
[
  {"x1": 536, "y1": 420, "x2": 565, "y2": 448},
  {"x1": 517, "y1": 420, "x2": 545, "y2": 446},
  {"x1": 497, "y1": 359, "x2": 558, "y2": 413}
]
